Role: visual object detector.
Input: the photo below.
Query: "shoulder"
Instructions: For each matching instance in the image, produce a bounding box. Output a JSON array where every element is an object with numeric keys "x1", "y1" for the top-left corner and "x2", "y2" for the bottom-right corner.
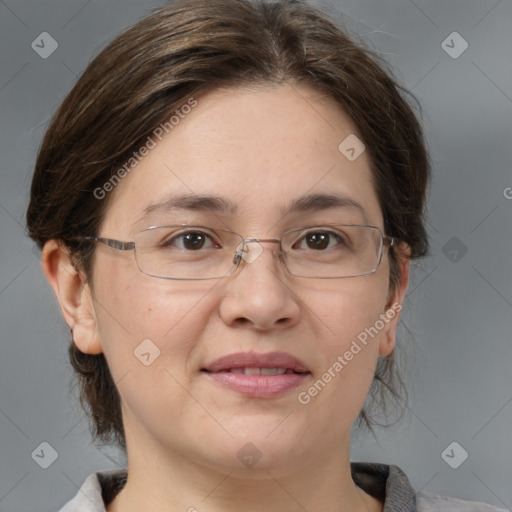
[
  {"x1": 351, "y1": 462, "x2": 507, "y2": 512},
  {"x1": 57, "y1": 469, "x2": 127, "y2": 512},
  {"x1": 416, "y1": 490, "x2": 508, "y2": 512}
]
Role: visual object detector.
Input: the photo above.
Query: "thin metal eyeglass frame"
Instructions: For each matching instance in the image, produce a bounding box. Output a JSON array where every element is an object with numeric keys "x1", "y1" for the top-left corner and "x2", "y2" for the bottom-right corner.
[{"x1": 82, "y1": 224, "x2": 395, "y2": 281}]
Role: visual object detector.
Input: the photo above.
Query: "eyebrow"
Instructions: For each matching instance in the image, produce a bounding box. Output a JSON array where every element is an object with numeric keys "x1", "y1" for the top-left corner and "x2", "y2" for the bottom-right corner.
[
  {"x1": 139, "y1": 194, "x2": 238, "y2": 220},
  {"x1": 137, "y1": 192, "x2": 366, "y2": 222},
  {"x1": 285, "y1": 193, "x2": 366, "y2": 217}
]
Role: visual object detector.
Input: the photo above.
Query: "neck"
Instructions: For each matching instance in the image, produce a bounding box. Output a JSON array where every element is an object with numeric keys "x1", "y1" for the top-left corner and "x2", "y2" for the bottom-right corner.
[{"x1": 107, "y1": 429, "x2": 382, "y2": 512}]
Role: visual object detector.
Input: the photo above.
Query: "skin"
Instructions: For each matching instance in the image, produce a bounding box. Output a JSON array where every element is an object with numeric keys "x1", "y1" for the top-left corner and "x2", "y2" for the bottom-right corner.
[{"x1": 43, "y1": 83, "x2": 410, "y2": 512}]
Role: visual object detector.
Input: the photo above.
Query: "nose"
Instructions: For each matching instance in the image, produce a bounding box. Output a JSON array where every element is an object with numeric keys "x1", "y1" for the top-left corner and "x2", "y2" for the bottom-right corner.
[{"x1": 219, "y1": 240, "x2": 301, "y2": 331}]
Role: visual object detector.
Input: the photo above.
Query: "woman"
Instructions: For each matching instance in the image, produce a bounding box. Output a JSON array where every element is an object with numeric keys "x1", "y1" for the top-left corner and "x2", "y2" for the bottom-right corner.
[{"x1": 26, "y1": 0, "x2": 505, "y2": 510}]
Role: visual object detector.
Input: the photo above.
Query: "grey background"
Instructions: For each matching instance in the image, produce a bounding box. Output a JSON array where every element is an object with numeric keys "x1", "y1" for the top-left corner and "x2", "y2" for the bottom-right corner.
[{"x1": 0, "y1": 0, "x2": 511, "y2": 510}]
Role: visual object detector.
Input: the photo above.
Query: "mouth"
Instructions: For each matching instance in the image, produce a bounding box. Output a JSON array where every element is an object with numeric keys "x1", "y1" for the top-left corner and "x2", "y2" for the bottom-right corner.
[
  {"x1": 201, "y1": 352, "x2": 311, "y2": 398},
  {"x1": 204, "y1": 367, "x2": 306, "y2": 375}
]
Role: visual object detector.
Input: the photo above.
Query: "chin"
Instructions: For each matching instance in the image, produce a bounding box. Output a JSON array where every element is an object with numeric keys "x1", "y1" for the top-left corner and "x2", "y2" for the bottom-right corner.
[{"x1": 196, "y1": 426, "x2": 311, "y2": 474}]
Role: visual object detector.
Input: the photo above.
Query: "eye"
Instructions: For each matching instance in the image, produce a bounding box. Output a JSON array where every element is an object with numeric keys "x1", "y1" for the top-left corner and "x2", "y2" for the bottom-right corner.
[
  {"x1": 162, "y1": 230, "x2": 220, "y2": 251},
  {"x1": 294, "y1": 230, "x2": 345, "y2": 251}
]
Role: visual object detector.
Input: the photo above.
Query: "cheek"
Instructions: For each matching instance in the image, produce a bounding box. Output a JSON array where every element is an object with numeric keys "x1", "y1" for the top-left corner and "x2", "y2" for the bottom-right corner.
[
  {"x1": 90, "y1": 265, "x2": 220, "y2": 429},
  {"x1": 300, "y1": 275, "x2": 389, "y2": 407},
  {"x1": 303, "y1": 271, "x2": 389, "y2": 345},
  {"x1": 91, "y1": 259, "x2": 215, "y2": 379}
]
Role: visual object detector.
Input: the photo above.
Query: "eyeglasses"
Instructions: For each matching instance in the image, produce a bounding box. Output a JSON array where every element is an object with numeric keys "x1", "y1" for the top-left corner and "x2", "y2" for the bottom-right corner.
[{"x1": 83, "y1": 224, "x2": 395, "y2": 280}]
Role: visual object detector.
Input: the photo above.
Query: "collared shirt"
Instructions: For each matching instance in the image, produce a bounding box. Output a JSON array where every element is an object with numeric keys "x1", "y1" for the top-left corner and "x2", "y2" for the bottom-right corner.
[{"x1": 57, "y1": 462, "x2": 507, "y2": 512}]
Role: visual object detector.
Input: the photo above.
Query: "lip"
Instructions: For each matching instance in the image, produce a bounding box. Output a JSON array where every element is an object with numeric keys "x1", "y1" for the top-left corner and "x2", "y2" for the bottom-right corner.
[
  {"x1": 201, "y1": 351, "x2": 311, "y2": 398},
  {"x1": 202, "y1": 351, "x2": 310, "y2": 373}
]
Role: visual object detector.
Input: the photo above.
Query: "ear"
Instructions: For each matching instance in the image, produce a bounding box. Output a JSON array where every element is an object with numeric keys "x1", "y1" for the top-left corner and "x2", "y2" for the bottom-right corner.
[
  {"x1": 378, "y1": 244, "x2": 411, "y2": 357},
  {"x1": 41, "y1": 240, "x2": 103, "y2": 355}
]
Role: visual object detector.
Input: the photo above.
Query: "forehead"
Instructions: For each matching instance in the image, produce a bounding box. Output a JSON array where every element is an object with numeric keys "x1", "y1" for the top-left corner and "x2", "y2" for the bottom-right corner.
[{"x1": 101, "y1": 83, "x2": 382, "y2": 235}]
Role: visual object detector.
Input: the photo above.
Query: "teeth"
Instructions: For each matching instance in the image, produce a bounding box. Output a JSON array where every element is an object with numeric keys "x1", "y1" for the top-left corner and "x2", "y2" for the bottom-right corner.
[
  {"x1": 223, "y1": 367, "x2": 300, "y2": 375},
  {"x1": 242, "y1": 367, "x2": 288, "y2": 375},
  {"x1": 261, "y1": 367, "x2": 287, "y2": 375},
  {"x1": 243, "y1": 367, "x2": 261, "y2": 376}
]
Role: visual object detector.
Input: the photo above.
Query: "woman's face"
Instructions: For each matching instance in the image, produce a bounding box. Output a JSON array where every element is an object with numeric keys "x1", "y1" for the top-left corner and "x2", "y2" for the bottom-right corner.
[{"x1": 82, "y1": 83, "x2": 406, "y2": 473}]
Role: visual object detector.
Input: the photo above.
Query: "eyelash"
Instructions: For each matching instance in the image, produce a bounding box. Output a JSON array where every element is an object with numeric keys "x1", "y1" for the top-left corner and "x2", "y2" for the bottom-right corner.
[
  {"x1": 160, "y1": 230, "x2": 220, "y2": 250},
  {"x1": 158, "y1": 229, "x2": 349, "y2": 251}
]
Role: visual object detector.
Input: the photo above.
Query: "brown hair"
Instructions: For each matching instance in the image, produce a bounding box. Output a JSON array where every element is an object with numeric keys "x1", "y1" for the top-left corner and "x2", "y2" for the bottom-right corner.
[{"x1": 27, "y1": 0, "x2": 429, "y2": 450}]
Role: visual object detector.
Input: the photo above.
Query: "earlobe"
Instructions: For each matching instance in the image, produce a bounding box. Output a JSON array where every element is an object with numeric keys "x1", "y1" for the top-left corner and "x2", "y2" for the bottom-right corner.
[
  {"x1": 41, "y1": 240, "x2": 103, "y2": 355},
  {"x1": 378, "y1": 244, "x2": 411, "y2": 357}
]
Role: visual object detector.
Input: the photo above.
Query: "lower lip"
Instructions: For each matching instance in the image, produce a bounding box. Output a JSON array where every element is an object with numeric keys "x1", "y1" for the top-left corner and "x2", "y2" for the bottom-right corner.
[{"x1": 203, "y1": 372, "x2": 309, "y2": 398}]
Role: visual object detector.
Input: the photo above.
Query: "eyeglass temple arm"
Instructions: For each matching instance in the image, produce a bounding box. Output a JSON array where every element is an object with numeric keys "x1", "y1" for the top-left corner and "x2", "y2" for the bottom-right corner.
[
  {"x1": 383, "y1": 236, "x2": 395, "y2": 247},
  {"x1": 83, "y1": 236, "x2": 135, "y2": 251}
]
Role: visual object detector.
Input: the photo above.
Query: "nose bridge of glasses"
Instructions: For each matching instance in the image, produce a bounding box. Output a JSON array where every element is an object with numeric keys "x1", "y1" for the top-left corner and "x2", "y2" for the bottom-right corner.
[{"x1": 233, "y1": 237, "x2": 282, "y2": 265}]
